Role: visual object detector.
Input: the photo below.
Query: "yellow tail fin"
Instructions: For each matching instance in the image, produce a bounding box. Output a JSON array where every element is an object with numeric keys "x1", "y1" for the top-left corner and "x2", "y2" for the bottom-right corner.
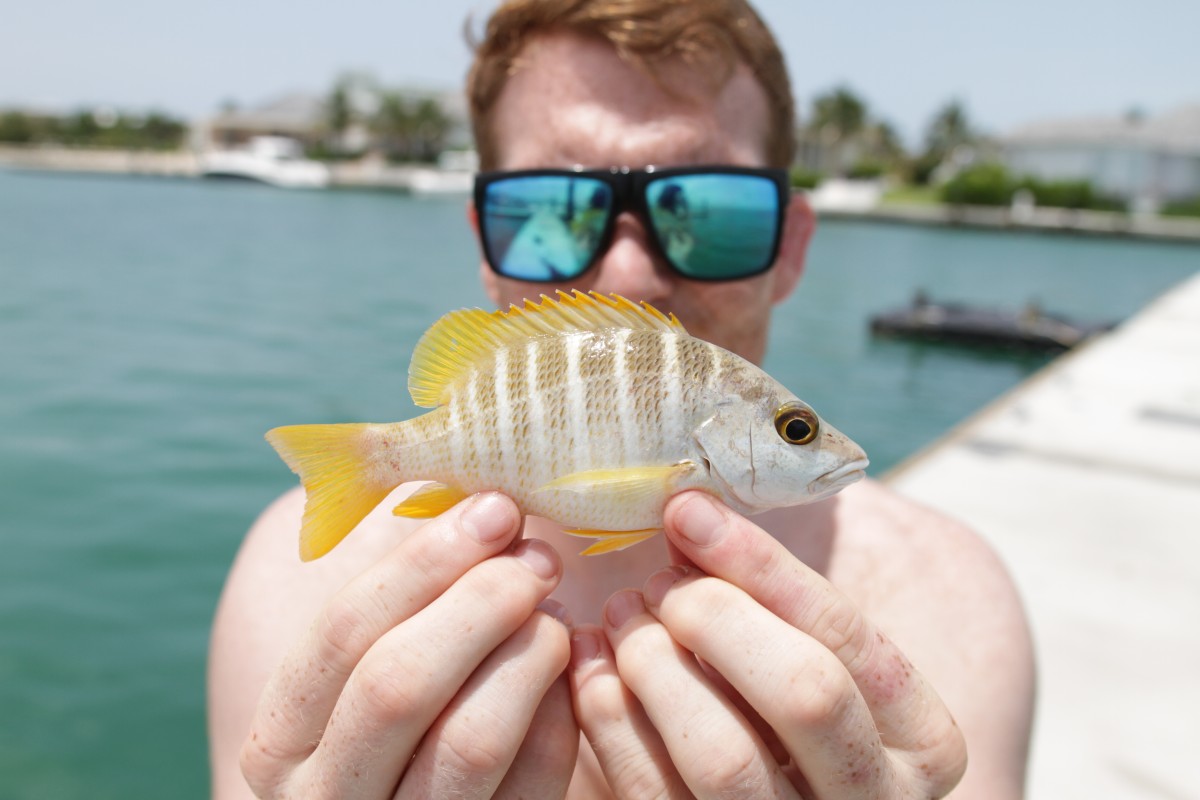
[{"x1": 265, "y1": 423, "x2": 395, "y2": 561}]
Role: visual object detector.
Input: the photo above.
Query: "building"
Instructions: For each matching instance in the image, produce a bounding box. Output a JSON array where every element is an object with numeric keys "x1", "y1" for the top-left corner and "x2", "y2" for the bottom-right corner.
[
  {"x1": 1002, "y1": 104, "x2": 1200, "y2": 211},
  {"x1": 201, "y1": 93, "x2": 328, "y2": 150},
  {"x1": 197, "y1": 87, "x2": 473, "y2": 158}
]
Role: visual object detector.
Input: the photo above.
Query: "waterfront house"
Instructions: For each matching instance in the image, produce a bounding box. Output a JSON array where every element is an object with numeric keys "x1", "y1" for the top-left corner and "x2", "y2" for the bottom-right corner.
[
  {"x1": 1001, "y1": 104, "x2": 1200, "y2": 211},
  {"x1": 200, "y1": 93, "x2": 329, "y2": 152}
]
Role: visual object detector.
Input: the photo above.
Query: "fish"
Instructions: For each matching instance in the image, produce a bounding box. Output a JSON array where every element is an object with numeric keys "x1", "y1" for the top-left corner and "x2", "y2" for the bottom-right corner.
[{"x1": 266, "y1": 290, "x2": 869, "y2": 561}]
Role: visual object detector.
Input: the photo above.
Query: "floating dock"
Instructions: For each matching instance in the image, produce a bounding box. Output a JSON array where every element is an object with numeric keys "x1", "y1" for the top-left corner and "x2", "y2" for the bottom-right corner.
[
  {"x1": 886, "y1": 270, "x2": 1200, "y2": 799},
  {"x1": 870, "y1": 294, "x2": 1113, "y2": 351}
]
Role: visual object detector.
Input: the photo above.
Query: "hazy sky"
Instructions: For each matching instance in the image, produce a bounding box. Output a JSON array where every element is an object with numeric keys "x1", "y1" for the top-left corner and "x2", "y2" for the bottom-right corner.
[{"x1": 3, "y1": 0, "x2": 1196, "y2": 145}]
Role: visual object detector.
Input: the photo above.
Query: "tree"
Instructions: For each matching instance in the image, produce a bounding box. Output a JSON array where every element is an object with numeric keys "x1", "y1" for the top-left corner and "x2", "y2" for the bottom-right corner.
[
  {"x1": 327, "y1": 81, "x2": 352, "y2": 141},
  {"x1": 0, "y1": 111, "x2": 35, "y2": 143},
  {"x1": 804, "y1": 86, "x2": 875, "y2": 177},
  {"x1": 371, "y1": 92, "x2": 452, "y2": 163},
  {"x1": 811, "y1": 86, "x2": 867, "y2": 141},
  {"x1": 924, "y1": 100, "x2": 972, "y2": 157},
  {"x1": 913, "y1": 100, "x2": 975, "y2": 185},
  {"x1": 409, "y1": 98, "x2": 451, "y2": 161}
]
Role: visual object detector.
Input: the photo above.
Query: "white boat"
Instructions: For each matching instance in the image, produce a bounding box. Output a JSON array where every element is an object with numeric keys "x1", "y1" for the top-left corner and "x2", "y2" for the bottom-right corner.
[
  {"x1": 199, "y1": 136, "x2": 330, "y2": 189},
  {"x1": 405, "y1": 166, "x2": 474, "y2": 194},
  {"x1": 404, "y1": 150, "x2": 478, "y2": 194}
]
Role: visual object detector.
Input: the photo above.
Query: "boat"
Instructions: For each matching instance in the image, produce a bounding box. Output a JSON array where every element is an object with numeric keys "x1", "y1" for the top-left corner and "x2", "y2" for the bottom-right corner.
[
  {"x1": 869, "y1": 292, "x2": 1114, "y2": 351},
  {"x1": 199, "y1": 136, "x2": 330, "y2": 189},
  {"x1": 404, "y1": 149, "x2": 477, "y2": 194}
]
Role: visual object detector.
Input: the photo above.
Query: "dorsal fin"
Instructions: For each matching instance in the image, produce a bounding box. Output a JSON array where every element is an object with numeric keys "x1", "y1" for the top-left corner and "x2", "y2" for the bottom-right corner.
[{"x1": 407, "y1": 290, "x2": 687, "y2": 408}]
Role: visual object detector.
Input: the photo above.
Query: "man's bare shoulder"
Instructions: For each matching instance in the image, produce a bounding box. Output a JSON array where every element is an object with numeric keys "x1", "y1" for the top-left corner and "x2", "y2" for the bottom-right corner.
[
  {"x1": 808, "y1": 478, "x2": 1036, "y2": 795},
  {"x1": 817, "y1": 478, "x2": 1023, "y2": 614}
]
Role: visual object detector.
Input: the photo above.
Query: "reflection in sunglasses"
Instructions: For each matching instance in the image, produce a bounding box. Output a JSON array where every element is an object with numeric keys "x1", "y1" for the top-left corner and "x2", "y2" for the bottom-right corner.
[{"x1": 477, "y1": 167, "x2": 786, "y2": 282}]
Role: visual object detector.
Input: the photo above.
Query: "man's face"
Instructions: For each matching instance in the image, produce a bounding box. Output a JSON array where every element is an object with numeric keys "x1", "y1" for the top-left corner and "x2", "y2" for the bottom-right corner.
[{"x1": 474, "y1": 32, "x2": 814, "y2": 365}]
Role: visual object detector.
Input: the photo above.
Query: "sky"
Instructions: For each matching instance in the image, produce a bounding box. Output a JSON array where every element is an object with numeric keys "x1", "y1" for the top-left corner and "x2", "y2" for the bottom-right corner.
[{"x1": 3, "y1": 0, "x2": 1197, "y2": 146}]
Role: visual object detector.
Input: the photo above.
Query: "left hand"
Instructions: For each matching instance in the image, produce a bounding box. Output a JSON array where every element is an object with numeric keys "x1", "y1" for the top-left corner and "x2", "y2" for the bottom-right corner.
[{"x1": 568, "y1": 491, "x2": 968, "y2": 799}]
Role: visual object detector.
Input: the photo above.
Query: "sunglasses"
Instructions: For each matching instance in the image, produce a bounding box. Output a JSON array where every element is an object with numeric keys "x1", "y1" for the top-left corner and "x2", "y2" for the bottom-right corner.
[{"x1": 473, "y1": 165, "x2": 789, "y2": 283}]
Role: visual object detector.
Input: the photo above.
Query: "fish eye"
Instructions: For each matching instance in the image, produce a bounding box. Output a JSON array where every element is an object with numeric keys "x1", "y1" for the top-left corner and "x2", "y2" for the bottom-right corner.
[{"x1": 774, "y1": 404, "x2": 819, "y2": 445}]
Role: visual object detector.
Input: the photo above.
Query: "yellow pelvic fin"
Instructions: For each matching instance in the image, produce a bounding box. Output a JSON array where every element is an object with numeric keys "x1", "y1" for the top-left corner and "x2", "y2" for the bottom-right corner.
[
  {"x1": 533, "y1": 463, "x2": 696, "y2": 508},
  {"x1": 407, "y1": 290, "x2": 687, "y2": 409},
  {"x1": 265, "y1": 423, "x2": 395, "y2": 561},
  {"x1": 392, "y1": 482, "x2": 468, "y2": 518},
  {"x1": 564, "y1": 529, "x2": 662, "y2": 556}
]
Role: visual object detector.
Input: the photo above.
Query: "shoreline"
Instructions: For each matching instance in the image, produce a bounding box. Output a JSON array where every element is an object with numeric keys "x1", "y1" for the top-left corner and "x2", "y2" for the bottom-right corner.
[
  {"x1": 825, "y1": 201, "x2": 1200, "y2": 245},
  {"x1": 4, "y1": 144, "x2": 1200, "y2": 243}
]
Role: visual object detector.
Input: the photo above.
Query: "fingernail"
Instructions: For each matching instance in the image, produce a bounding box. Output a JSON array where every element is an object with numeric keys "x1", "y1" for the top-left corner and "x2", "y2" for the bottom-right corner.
[
  {"x1": 643, "y1": 565, "x2": 689, "y2": 607},
  {"x1": 604, "y1": 590, "x2": 644, "y2": 630},
  {"x1": 512, "y1": 540, "x2": 559, "y2": 580},
  {"x1": 571, "y1": 629, "x2": 601, "y2": 666},
  {"x1": 461, "y1": 493, "x2": 517, "y2": 544},
  {"x1": 673, "y1": 492, "x2": 727, "y2": 547},
  {"x1": 537, "y1": 598, "x2": 572, "y2": 627}
]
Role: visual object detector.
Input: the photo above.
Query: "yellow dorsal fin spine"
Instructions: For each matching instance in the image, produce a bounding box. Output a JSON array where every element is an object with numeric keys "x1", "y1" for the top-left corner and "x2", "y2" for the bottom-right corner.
[{"x1": 407, "y1": 290, "x2": 687, "y2": 408}]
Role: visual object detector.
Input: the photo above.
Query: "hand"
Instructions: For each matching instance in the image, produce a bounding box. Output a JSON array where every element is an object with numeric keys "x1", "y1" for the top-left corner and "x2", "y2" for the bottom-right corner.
[
  {"x1": 239, "y1": 493, "x2": 578, "y2": 799},
  {"x1": 569, "y1": 491, "x2": 968, "y2": 799}
]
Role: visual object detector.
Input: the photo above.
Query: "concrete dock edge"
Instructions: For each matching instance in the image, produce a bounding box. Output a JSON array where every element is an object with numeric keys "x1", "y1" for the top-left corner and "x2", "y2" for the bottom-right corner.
[{"x1": 886, "y1": 270, "x2": 1200, "y2": 799}]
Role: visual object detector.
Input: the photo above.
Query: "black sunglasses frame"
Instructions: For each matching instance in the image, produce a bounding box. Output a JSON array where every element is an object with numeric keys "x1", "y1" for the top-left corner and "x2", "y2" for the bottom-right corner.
[{"x1": 473, "y1": 164, "x2": 790, "y2": 283}]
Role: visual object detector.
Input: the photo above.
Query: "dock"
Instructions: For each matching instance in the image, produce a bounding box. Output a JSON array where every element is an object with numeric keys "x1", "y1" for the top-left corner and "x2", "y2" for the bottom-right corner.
[
  {"x1": 886, "y1": 270, "x2": 1200, "y2": 799},
  {"x1": 869, "y1": 294, "x2": 1113, "y2": 352}
]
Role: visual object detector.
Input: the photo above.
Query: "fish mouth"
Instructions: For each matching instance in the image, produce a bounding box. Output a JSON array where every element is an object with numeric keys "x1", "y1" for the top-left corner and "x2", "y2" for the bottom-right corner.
[{"x1": 812, "y1": 458, "x2": 870, "y2": 495}]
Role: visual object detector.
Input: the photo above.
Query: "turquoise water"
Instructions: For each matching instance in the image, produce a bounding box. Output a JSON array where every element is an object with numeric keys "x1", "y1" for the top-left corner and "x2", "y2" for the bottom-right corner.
[{"x1": 1, "y1": 170, "x2": 1195, "y2": 798}]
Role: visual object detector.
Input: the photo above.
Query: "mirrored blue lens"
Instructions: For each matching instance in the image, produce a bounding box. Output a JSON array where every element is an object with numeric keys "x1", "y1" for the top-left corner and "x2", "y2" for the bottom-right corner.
[
  {"x1": 646, "y1": 173, "x2": 781, "y2": 279},
  {"x1": 481, "y1": 176, "x2": 612, "y2": 281}
]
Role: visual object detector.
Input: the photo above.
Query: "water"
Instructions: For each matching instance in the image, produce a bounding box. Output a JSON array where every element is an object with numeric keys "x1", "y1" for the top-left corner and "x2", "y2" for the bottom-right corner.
[{"x1": 0, "y1": 170, "x2": 1195, "y2": 798}]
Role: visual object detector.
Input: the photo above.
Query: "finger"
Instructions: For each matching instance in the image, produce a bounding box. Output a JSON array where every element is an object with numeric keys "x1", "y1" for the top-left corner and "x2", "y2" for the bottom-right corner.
[
  {"x1": 493, "y1": 664, "x2": 579, "y2": 799},
  {"x1": 569, "y1": 623, "x2": 691, "y2": 800},
  {"x1": 241, "y1": 492, "x2": 523, "y2": 791},
  {"x1": 296, "y1": 538, "x2": 562, "y2": 798},
  {"x1": 395, "y1": 602, "x2": 572, "y2": 799},
  {"x1": 644, "y1": 566, "x2": 898, "y2": 800},
  {"x1": 663, "y1": 493, "x2": 967, "y2": 791},
  {"x1": 693, "y1": 656, "x2": 791, "y2": 766},
  {"x1": 603, "y1": 591, "x2": 799, "y2": 800}
]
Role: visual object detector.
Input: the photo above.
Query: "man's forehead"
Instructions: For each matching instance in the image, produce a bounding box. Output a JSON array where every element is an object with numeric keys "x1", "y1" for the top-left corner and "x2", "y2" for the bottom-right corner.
[{"x1": 491, "y1": 31, "x2": 771, "y2": 169}]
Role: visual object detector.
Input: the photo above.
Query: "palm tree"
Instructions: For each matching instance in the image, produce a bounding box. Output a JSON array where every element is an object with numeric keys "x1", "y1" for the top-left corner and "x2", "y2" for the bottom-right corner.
[
  {"x1": 327, "y1": 81, "x2": 352, "y2": 145},
  {"x1": 409, "y1": 98, "x2": 451, "y2": 162},
  {"x1": 913, "y1": 99, "x2": 975, "y2": 185},
  {"x1": 808, "y1": 86, "x2": 868, "y2": 175},
  {"x1": 370, "y1": 93, "x2": 452, "y2": 163},
  {"x1": 924, "y1": 100, "x2": 972, "y2": 156}
]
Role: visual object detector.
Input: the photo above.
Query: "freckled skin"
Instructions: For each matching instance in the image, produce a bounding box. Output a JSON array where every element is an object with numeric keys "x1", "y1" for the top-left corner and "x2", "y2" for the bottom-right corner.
[{"x1": 210, "y1": 27, "x2": 1032, "y2": 800}]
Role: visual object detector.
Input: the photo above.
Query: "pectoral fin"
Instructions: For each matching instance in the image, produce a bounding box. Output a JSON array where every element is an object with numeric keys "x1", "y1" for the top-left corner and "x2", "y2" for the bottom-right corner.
[
  {"x1": 564, "y1": 528, "x2": 662, "y2": 556},
  {"x1": 533, "y1": 462, "x2": 696, "y2": 507},
  {"x1": 392, "y1": 482, "x2": 469, "y2": 518}
]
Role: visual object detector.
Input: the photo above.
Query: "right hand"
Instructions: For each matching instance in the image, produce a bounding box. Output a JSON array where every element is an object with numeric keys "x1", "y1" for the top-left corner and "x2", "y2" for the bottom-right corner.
[{"x1": 238, "y1": 492, "x2": 577, "y2": 799}]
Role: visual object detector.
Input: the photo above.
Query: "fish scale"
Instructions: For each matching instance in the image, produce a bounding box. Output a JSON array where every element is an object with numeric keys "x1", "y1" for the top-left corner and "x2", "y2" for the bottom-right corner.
[{"x1": 266, "y1": 290, "x2": 868, "y2": 561}]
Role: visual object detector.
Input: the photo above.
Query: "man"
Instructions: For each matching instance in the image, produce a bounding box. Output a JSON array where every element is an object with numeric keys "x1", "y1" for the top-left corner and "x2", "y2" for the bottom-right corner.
[{"x1": 209, "y1": 1, "x2": 1035, "y2": 797}]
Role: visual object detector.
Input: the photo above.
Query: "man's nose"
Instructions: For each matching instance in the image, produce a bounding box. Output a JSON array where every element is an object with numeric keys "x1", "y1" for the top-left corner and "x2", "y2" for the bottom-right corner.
[{"x1": 589, "y1": 212, "x2": 673, "y2": 302}]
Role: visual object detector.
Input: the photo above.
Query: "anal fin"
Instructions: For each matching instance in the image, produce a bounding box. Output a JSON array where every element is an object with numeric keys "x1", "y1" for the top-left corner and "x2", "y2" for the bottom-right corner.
[
  {"x1": 393, "y1": 482, "x2": 469, "y2": 518},
  {"x1": 564, "y1": 528, "x2": 661, "y2": 556}
]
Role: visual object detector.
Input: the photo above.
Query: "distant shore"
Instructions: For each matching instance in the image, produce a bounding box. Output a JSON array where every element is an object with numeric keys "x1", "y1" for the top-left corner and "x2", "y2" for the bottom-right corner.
[
  {"x1": 5, "y1": 144, "x2": 1200, "y2": 243},
  {"x1": 0, "y1": 143, "x2": 471, "y2": 194},
  {"x1": 829, "y1": 201, "x2": 1200, "y2": 244}
]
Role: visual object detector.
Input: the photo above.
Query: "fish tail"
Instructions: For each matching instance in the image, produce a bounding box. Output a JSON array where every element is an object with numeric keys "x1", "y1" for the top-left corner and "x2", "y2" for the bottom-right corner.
[{"x1": 265, "y1": 423, "x2": 396, "y2": 561}]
